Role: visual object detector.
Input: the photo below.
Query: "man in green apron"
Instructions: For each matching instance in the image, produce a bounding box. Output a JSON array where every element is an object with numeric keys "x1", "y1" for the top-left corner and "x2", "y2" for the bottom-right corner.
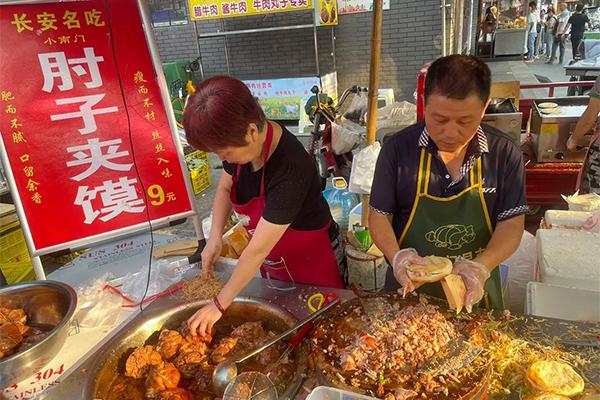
[{"x1": 369, "y1": 55, "x2": 527, "y2": 311}]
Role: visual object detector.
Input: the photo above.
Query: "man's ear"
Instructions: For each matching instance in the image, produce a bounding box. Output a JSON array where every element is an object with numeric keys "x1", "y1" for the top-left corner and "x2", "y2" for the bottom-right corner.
[{"x1": 481, "y1": 97, "x2": 492, "y2": 118}]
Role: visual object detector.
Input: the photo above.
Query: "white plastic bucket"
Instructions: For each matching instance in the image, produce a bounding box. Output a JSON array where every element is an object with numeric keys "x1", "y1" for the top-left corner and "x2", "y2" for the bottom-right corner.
[{"x1": 345, "y1": 244, "x2": 387, "y2": 292}]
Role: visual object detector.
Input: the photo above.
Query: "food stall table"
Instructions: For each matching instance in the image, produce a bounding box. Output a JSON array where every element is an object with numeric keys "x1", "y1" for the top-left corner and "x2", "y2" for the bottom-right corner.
[
  {"x1": 564, "y1": 63, "x2": 600, "y2": 78},
  {"x1": 11, "y1": 234, "x2": 596, "y2": 400},
  {"x1": 41, "y1": 275, "x2": 354, "y2": 400},
  {"x1": 564, "y1": 62, "x2": 600, "y2": 95},
  {"x1": 40, "y1": 277, "x2": 599, "y2": 400}
]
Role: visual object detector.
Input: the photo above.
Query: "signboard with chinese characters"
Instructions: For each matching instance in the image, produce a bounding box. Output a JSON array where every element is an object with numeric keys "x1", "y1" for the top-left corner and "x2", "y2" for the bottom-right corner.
[
  {"x1": 244, "y1": 77, "x2": 321, "y2": 120},
  {"x1": 315, "y1": 0, "x2": 338, "y2": 26},
  {"x1": 0, "y1": 0, "x2": 195, "y2": 255},
  {"x1": 188, "y1": 0, "x2": 312, "y2": 20},
  {"x1": 338, "y1": 0, "x2": 389, "y2": 14}
]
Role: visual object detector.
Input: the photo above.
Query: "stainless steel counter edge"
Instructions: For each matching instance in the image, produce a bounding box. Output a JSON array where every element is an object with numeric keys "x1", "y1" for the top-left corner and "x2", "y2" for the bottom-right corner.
[{"x1": 45, "y1": 276, "x2": 355, "y2": 399}]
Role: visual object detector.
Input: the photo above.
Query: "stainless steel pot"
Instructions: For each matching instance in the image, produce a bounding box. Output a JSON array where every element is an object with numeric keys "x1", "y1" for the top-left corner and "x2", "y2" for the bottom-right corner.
[
  {"x1": 0, "y1": 280, "x2": 77, "y2": 387},
  {"x1": 84, "y1": 297, "x2": 309, "y2": 399}
]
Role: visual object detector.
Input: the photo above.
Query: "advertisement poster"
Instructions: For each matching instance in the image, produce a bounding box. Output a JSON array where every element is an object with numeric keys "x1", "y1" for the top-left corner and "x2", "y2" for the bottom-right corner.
[
  {"x1": 315, "y1": 0, "x2": 338, "y2": 26},
  {"x1": 338, "y1": 0, "x2": 389, "y2": 14},
  {"x1": 244, "y1": 77, "x2": 320, "y2": 120},
  {"x1": 0, "y1": 0, "x2": 194, "y2": 254},
  {"x1": 189, "y1": 0, "x2": 312, "y2": 20}
]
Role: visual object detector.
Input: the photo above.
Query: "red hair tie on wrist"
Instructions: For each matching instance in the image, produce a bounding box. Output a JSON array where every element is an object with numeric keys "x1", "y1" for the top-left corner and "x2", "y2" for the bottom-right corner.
[{"x1": 213, "y1": 296, "x2": 226, "y2": 314}]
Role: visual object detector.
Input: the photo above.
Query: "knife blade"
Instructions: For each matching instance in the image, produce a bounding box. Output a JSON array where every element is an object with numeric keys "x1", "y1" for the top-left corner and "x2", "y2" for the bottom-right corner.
[{"x1": 418, "y1": 335, "x2": 483, "y2": 377}]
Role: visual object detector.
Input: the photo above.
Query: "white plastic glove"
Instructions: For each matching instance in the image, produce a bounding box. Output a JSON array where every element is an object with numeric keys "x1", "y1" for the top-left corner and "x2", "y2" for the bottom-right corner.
[
  {"x1": 392, "y1": 248, "x2": 427, "y2": 298},
  {"x1": 451, "y1": 259, "x2": 491, "y2": 313}
]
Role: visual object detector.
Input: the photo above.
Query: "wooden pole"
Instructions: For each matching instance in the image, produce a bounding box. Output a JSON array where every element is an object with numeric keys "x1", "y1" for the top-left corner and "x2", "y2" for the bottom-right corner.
[{"x1": 361, "y1": 0, "x2": 384, "y2": 228}]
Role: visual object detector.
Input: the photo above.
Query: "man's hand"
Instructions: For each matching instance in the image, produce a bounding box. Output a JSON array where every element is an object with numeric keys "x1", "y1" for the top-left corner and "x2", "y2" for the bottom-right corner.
[
  {"x1": 452, "y1": 259, "x2": 490, "y2": 313},
  {"x1": 392, "y1": 248, "x2": 427, "y2": 297},
  {"x1": 570, "y1": 96, "x2": 600, "y2": 152}
]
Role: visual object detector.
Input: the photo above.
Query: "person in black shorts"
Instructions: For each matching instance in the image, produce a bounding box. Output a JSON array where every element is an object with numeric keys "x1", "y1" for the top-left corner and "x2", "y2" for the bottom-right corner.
[{"x1": 567, "y1": 3, "x2": 591, "y2": 59}]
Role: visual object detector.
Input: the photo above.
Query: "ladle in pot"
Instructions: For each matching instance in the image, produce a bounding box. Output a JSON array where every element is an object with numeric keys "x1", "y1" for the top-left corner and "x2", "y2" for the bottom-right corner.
[{"x1": 212, "y1": 298, "x2": 340, "y2": 395}]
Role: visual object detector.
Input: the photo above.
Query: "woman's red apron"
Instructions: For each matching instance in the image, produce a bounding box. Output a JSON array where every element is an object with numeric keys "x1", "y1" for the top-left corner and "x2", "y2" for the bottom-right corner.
[{"x1": 230, "y1": 123, "x2": 344, "y2": 289}]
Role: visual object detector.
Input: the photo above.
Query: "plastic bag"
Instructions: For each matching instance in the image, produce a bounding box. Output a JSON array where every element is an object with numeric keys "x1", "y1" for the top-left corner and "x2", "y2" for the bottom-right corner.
[
  {"x1": 331, "y1": 119, "x2": 363, "y2": 155},
  {"x1": 343, "y1": 91, "x2": 368, "y2": 122},
  {"x1": 503, "y1": 231, "x2": 536, "y2": 313},
  {"x1": 562, "y1": 192, "x2": 600, "y2": 212},
  {"x1": 120, "y1": 259, "x2": 184, "y2": 303},
  {"x1": 349, "y1": 142, "x2": 381, "y2": 194},
  {"x1": 374, "y1": 101, "x2": 417, "y2": 130},
  {"x1": 75, "y1": 274, "x2": 124, "y2": 329}
]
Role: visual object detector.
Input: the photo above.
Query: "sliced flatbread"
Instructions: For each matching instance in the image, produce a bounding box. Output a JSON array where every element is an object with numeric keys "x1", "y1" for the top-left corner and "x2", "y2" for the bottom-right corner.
[
  {"x1": 540, "y1": 107, "x2": 560, "y2": 115},
  {"x1": 538, "y1": 102, "x2": 559, "y2": 109},
  {"x1": 527, "y1": 360, "x2": 585, "y2": 397},
  {"x1": 523, "y1": 393, "x2": 571, "y2": 400}
]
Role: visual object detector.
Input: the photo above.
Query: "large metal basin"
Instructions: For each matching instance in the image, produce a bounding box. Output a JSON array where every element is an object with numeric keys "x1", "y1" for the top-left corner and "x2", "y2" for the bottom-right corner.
[
  {"x1": 0, "y1": 280, "x2": 77, "y2": 387},
  {"x1": 85, "y1": 297, "x2": 308, "y2": 399}
]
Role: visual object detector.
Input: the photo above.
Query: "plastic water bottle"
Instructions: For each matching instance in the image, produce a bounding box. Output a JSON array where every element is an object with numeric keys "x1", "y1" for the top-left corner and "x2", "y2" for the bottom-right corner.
[{"x1": 323, "y1": 177, "x2": 360, "y2": 233}]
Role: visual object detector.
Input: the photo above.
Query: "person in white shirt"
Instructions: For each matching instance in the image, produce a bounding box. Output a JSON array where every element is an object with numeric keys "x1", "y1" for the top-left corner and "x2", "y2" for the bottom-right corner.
[
  {"x1": 526, "y1": 1, "x2": 540, "y2": 62},
  {"x1": 548, "y1": 2, "x2": 570, "y2": 64}
]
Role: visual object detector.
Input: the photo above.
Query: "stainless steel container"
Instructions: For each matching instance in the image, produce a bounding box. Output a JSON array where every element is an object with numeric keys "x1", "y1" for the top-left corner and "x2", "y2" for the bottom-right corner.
[
  {"x1": 530, "y1": 97, "x2": 593, "y2": 163},
  {"x1": 84, "y1": 297, "x2": 309, "y2": 399},
  {"x1": 482, "y1": 98, "x2": 522, "y2": 143},
  {"x1": 0, "y1": 281, "x2": 77, "y2": 387},
  {"x1": 494, "y1": 29, "x2": 527, "y2": 56}
]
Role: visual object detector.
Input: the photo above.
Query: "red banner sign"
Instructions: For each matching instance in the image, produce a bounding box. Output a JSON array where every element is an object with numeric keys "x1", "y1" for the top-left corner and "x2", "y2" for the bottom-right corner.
[{"x1": 0, "y1": 0, "x2": 194, "y2": 254}]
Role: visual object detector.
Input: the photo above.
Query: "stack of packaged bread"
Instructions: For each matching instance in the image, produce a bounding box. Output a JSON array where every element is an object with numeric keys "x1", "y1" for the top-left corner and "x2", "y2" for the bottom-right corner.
[{"x1": 220, "y1": 223, "x2": 251, "y2": 259}]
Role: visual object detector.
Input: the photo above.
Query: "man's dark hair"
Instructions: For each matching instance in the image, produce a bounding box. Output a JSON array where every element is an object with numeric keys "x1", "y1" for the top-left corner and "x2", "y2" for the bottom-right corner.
[
  {"x1": 424, "y1": 55, "x2": 491, "y2": 104},
  {"x1": 575, "y1": 3, "x2": 584, "y2": 12},
  {"x1": 529, "y1": 1, "x2": 536, "y2": 9}
]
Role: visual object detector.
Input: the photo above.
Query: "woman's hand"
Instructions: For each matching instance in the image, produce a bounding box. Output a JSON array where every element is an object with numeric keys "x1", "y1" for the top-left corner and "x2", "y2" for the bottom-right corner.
[
  {"x1": 187, "y1": 301, "x2": 223, "y2": 337},
  {"x1": 201, "y1": 236, "x2": 223, "y2": 277}
]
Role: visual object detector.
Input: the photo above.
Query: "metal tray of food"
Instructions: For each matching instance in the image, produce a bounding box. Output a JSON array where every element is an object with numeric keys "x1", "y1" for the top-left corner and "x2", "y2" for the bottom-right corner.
[
  {"x1": 84, "y1": 297, "x2": 309, "y2": 400},
  {"x1": 310, "y1": 293, "x2": 490, "y2": 400},
  {"x1": 532, "y1": 97, "x2": 590, "y2": 121},
  {"x1": 0, "y1": 281, "x2": 77, "y2": 387}
]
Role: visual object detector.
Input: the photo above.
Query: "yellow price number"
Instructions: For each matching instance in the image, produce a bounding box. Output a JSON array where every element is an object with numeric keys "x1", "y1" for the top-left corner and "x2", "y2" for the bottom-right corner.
[{"x1": 148, "y1": 184, "x2": 165, "y2": 206}]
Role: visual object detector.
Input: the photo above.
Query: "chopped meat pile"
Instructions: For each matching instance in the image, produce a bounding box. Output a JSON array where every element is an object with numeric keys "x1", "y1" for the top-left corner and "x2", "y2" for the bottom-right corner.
[
  {"x1": 339, "y1": 303, "x2": 457, "y2": 374},
  {"x1": 0, "y1": 307, "x2": 52, "y2": 359},
  {"x1": 113, "y1": 321, "x2": 295, "y2": 399},
  {"x1": 326, "y1": 303, "x2": 461, "y2": 398}
]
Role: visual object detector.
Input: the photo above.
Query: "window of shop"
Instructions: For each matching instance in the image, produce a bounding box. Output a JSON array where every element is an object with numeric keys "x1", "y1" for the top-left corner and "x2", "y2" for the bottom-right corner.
[{"x1": 149, "y1": 0, "x2": 189, "y2": 27}]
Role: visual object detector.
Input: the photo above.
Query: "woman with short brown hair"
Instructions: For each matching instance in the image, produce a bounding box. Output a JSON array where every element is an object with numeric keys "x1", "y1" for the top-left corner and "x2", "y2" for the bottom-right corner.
[{"x1": 183, "y1": 76, "x2": 343, "y2": 336}]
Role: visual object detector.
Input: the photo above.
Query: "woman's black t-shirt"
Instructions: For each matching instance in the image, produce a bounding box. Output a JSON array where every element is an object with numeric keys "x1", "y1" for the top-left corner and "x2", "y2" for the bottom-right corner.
[{"x1": 223, "y1": 124, "x2": 334, "y2": 235}]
